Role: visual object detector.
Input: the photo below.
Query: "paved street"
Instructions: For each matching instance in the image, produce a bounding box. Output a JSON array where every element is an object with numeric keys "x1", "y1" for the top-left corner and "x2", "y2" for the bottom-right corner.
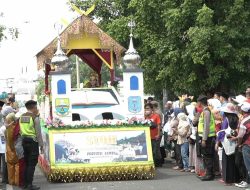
[{"x1": 3, "y1": 160, "x2": 244, "y2": 190}]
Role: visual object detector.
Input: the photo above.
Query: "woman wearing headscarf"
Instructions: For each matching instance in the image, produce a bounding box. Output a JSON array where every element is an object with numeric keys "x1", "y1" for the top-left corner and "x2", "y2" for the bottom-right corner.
[
  {"x1": 13, "y1": 113, "x2": 25, "y2": 188},
  {"x1": 175, "y1": 113, "x2": 190, "y2": 172},
  {"x1": 0, "y1": 104, "x2": 16, "y2": 184},
  {"x1": 170, "y1": 108, "x2": 184, "y2": 170},
  {"x1": 5, "y1": 112, "x2": 25, "y2": 187},
  {"x1": 217, "y1": 103, "x2": 240, "y2": 185},
  {"x1": 5, "y1": 113, "x2": 19, "y2": 186}
]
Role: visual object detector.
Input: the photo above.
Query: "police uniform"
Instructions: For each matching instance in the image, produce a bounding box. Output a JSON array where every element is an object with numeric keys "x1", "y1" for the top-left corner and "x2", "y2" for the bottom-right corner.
[
  {"x1": 20, "y1": 101, "x2": 42, "y2": 190},
  {"x1": 197, "y1": 96, "x2": 216, "y2": 181}
]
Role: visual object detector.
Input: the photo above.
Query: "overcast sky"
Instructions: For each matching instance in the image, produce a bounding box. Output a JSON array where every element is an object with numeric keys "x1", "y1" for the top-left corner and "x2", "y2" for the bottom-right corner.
[{"x1": 0, "y1": 0, "x2": 77, "y2": 80}]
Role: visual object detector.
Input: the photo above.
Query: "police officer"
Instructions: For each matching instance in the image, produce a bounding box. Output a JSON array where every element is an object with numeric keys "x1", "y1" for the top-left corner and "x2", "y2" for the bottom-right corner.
[
  {"x1": 20, "y1": 100, "x2": 43, "y2": 190},
  {"x1": 197, "y1": 95, "x2": 216, "y2": 181}
]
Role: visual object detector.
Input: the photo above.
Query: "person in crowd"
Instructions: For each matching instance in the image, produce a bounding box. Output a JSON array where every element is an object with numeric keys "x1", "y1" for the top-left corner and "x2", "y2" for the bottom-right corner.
[
  {"x1": 163, "y1": 110, "x2": 174, "y2": 160},
  {"x1": 232, "y1": 102, "x2": 250, "y2": 189},
  {"x1": 246, "y1": 85, "x2": 250, "y2": 103},
  {"x1": 5, "y1": 98, "x2": 18, "y2": 114},
  {"x1": 214, "y1": 92, "x2": 221, "y2": 100},
  {"x1": 162, "y1": 101, "x2": 174, "y2": 157},
  {"x1": 228, "y1": 102, "x2": 249, "y2": 188},
  {"x1": 170, "y1": 108, "x2": 184, "y2": 170},
  {"x1": 5, "y1": 113, "x2": 19, "y2": 186},
  {"x1": 175, "y1": 113, "x2": 190, "y2": 172},
  {"x1": 144, "y1": 103, "x2": 162, "y2": 167},
  {"x1": 197, "y1": 95, "x2": 216, "y2": 181},
  {"x1": 151, "y1": 101, "x2": 165, "y2": 165},
  {"x1": 217, "y1": 103, "x2": 240, "y2": 185},
  {"x1": 212, "y1": 108, "x2": 223, "y2": 177},
  {"x1": 208, "y1": 99, "x2": 222, "y2": 177},
  {"x1": 208, "y1": 97, "x2": 221, "y2": 110},
  {"x1": 13, "y1": 113, "x2": 25, "y2": 188},
  {"x1": 184, "y1": 102, "x2": 196, "y2": 173},
  {"x1": 0, "y1": 103, "x2": 16, "y2": 184},
  {"x1": 0, "y1": 106, "x2": 7, "y2": 183},
  {"x1": 219, "y1": 92, "x2": 229, "y2": 108},
  {"x1": 0, "y1": 100, "x2": 4, "y2": 125},
  {"x1": 246, "y1": 86, "x2": 250, "y2": 93},
  {"x1": 20, "y1": 100, "x2": 43, "y2": 190},
  {"x1": 147, "y1": 97, "x2": 154, "y2": 104},
  {"x1": 0, "y1": 123, "x2": 7, "y2": 184},
  {"x1": 164, "y1": 101, "x2": 174, "y2": 125},
  {"x1": 151, "y1": 101, "x2": 163, "y2": 123},
  {"x1": 188, "y1": 121, "x2": 197, "y2": 173},
  {"x1": 182, "y1": 99, "x2": 196, "y2": 172},
  {"x1": 0, "y1": 100, "x2": 5, "y2": 177},
  {"x1": 193, "y1": 103, "x2": 204, "y2": 176}
]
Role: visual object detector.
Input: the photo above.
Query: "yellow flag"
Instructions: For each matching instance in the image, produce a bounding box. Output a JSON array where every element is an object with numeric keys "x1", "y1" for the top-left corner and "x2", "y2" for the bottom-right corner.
[
  {"x1": 69, "y1": 1, "x2": 84, "y2": 15},
  {"x1": 84, "y1": 4, "x2": 96, "y2": 16},
  {"x1": 60, "y1": 18, "x2": 69, "y2": 26},
  {"x1": 69, "y1": 0, "x2": 95, "y2": 16}
]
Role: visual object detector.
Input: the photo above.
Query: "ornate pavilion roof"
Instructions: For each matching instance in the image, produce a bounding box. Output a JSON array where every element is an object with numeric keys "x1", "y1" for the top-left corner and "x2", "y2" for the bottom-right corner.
[{"x1": 36, "y1": 14, "x2": 126, "y2": 70}]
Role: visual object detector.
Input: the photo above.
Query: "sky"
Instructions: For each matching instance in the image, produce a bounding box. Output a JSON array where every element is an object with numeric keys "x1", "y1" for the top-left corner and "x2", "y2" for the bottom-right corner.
[{"x1": 0, "y1": 0, "x2": 77, "y2": 81}]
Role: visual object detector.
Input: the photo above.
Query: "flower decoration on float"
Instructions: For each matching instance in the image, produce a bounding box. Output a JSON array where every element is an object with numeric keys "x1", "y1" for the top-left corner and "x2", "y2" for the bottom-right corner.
[
  {"x1": 46, "y1": 117, "x2": 65, "y2": 128},
  {"x1": 45, "y1": 117, "x2": 151, "y2": 129}
]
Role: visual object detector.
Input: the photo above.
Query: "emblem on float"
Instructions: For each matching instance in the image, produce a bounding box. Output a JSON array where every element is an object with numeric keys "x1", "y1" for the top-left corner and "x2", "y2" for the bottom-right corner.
[
  {"x1": 55, "y1": 98, "x2": 70, "y2": 116},
  {"x1": 128, "y1": 96, "x2": 141, "y2": 113}
]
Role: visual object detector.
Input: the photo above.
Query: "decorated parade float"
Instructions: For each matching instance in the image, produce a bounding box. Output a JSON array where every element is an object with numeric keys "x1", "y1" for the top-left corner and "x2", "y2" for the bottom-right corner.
[{"x1": 35, "y1": 14, "x2": 155, "y2": 182}]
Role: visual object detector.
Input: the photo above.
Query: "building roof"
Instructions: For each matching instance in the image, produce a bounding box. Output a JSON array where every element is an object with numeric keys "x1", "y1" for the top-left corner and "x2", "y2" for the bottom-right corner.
[{"x1": 36, "y1": 14, "x2": 126, "y2": 70}]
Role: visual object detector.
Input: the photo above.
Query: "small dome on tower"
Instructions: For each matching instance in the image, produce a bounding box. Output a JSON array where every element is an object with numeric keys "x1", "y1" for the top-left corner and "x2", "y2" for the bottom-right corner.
[
  {"x1": 50, "y1": 23, "x2": 70, "y2": 72},
  {"x1": 51, "y1": 39, "x2": 69, "y2": 71},
  {"x1": 123, "y1": 20, "x2": 141, "y2": 69}
]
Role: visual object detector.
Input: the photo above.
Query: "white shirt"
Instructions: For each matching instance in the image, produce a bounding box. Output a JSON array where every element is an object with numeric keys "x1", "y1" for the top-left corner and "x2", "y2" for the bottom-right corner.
[{"x1": 0, "y1": 125, "x2": 6, "y2": 153}]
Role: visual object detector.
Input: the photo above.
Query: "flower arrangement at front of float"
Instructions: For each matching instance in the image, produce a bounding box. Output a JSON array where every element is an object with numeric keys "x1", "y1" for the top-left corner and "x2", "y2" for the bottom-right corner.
[
  {"x1": 45, "y1": 116, "x2": 153, "y2": 129},
  {"x1": 43, "y1": 117, "x2": 155, "y2": 182}
]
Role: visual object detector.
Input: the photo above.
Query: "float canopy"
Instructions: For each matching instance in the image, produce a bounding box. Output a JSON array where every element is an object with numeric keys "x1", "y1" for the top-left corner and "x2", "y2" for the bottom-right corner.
[{"x1": 36, "y1": 14, "x2": 126, "y2": 76}]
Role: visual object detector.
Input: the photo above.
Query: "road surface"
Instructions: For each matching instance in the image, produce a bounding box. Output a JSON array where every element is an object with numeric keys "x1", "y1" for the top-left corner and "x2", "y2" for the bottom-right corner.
[{"x1": 3, "y1": 160, "x2": 243, "y2": 190}]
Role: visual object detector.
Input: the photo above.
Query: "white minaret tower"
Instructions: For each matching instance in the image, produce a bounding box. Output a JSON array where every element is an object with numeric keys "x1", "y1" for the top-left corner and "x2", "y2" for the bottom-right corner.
[
  {"x1": 123, "y1": 20, "x2": 144, "y2": 119},
  {"x1": 50, "y1": 23, "x2": 72, "y2": 122}
]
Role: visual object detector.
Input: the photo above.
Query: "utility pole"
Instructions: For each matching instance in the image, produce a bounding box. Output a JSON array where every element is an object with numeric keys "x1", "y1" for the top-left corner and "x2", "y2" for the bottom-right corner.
[{"x1": 76, "y1": 55, "x2": 80, "y2": 89}]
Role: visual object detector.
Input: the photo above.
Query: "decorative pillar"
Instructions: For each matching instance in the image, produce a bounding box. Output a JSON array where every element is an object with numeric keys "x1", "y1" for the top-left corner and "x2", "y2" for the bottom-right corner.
[
  {"x1": 123, "y1": 20, "x2": 144, "y2": 119},
  {"x1": 49, "y1": 23, "x2": 72, "y2": 122},
  {"x1": 50, "y1": 71, "x2": 72, "y2": 122}
]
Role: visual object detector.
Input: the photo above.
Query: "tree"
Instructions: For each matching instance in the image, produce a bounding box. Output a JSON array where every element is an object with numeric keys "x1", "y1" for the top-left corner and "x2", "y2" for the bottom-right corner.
[
  {"x1": 70, "y1": 0, "x2": 250, "y2": 98},
  {"x1": 0, "y1": 12, "x2": 19, "y2": 45}
]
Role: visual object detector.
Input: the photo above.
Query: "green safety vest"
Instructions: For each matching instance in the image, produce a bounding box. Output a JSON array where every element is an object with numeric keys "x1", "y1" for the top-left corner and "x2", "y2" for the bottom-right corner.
[
  {"x1": 19, "y1": 114, "x2": 36, "y2": 138},
  {"x1": 198, "y1": 109, "x2": 216, "y2": 137}
]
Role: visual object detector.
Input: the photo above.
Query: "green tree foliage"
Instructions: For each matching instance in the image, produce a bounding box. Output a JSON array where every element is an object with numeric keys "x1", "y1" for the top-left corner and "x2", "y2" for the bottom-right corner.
[
  {"x1": 0, "y1": 13, "x2": 6, "y2": 42},
  {"x1": 71, "y1": 0, "x2": 250, "y2": 97},
  {"x1": 36, "y1": 78, "x2": 45, "y2": 104},
  {"x1": 0, "y1": 12, "x2": 19, "y2": 45}
]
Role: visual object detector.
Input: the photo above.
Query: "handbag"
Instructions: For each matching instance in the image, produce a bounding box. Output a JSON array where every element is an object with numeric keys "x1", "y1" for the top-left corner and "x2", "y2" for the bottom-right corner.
[
  {"x1": 221, "y1": 136, "x2": 236, "y2": 155},
  {"x1": 220, "y1": 125, "x2": 236, "y2": 155}
]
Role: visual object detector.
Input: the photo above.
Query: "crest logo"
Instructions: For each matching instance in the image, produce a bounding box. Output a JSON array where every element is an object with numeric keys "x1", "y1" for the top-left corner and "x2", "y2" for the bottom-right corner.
[
  {"x1": 55, "y1": 98, "x2": 70, "y2": 116},
  {"x1": 128, "y1": 96, "x2": 142, "y2": 113}
]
